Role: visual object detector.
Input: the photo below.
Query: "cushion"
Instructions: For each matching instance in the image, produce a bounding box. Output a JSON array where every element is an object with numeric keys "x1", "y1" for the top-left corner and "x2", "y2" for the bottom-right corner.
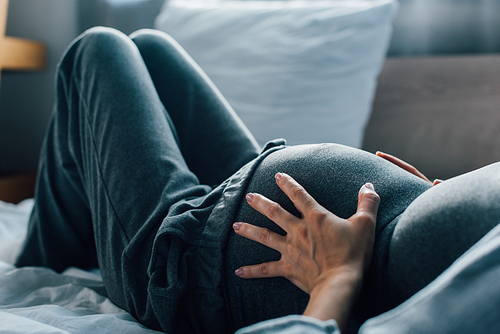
[
  {"x1": 155, "y1": 0, "x2": 398, "y2": 147},
  {"x1": 363, "y1": 55, "x2": 500, "y2": 181}
]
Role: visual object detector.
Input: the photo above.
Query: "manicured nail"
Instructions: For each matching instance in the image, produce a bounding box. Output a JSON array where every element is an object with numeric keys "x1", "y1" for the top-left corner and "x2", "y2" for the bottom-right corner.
[
  {"x1": 365, "y1": 183, "x2": 375, "y2": 191},
  {"x1": 246, "y1": 193, "x2": 254, "y2": 202},
  {"x1": 233, "y1": 222, "x2": 242, "y2": 231},
  {"x1": 433, "y1": 179, "x2": 443, "y2": 186},
  {"x1": 275, "y1": 173, "x2": 283, "y2": 182},
  {"x1": 235, "y1": 268, "x2": 243, "y2": 276}
]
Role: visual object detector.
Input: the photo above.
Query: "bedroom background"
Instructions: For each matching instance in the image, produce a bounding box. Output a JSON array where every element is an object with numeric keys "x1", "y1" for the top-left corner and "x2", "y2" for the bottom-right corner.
[{"x1": 1, "y1": 0, "x2": 500, "y2": 179}]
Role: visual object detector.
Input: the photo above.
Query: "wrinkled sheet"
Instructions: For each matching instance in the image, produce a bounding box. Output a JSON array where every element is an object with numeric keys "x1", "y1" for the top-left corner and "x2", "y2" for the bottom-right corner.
[{"x1": 0, "y1": 200, "x2": 161, "y2": 333}]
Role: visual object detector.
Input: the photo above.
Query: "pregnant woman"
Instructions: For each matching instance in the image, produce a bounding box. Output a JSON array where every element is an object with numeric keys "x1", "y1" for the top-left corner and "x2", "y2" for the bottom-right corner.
[{"x1": 16, "y1": 27, "x2": 500, "y2": 334}]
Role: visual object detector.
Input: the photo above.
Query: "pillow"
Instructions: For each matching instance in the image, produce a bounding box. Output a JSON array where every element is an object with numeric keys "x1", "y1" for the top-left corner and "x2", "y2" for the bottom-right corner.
[{"x1": 155, "y1": 0, "x2": 398, "y2": 147}]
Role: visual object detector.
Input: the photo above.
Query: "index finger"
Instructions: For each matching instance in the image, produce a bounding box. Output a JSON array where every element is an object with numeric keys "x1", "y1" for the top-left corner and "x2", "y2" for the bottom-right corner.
[
  {"x1": 275, "y1": 173, "x2": 318, "y2": 216},
  {"x1": 246, "y1": 192, "x2": 298, "y2": 233}
]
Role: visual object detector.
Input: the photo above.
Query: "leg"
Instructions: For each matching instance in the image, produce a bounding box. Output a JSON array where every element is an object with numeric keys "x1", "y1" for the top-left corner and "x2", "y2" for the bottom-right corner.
[
  {"x1": 382, "y1": 162, "x2": 500, "y2": 311},
  {"x1": 130, "y1": 29, "x2": 260, "y2": 186},
  {"x1": 15, "y1": 27, "x2": 226, "y2": 330}
]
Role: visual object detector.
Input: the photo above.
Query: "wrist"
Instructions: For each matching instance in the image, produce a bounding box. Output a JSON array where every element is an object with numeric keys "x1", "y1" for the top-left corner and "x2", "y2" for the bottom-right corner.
[
  {"x1": 304, "y1": 268, "x2": 364, "y2": 331},
  {"x1": 314, "y1": 266, "x2": 363, "y2": 293}
]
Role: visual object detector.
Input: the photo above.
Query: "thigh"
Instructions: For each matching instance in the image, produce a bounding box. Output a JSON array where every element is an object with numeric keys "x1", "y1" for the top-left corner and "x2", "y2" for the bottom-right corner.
[
  {"x1": 384, "y1": 162, "x2": 500, "y2": 312},
  {"x1": 224, "y1": 144, "x2": 431, "y2": 331},
  {"x1": 361, "y1": 221, "x2": 500, "y2": 334},
  {"x1": 130, "y1": 30, "x2": 261, "y2": 186}
]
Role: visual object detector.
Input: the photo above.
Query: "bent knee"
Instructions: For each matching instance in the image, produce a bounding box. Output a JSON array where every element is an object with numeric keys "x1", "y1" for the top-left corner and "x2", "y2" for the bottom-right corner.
[
  {"x1": 130, "y1": 29, "x2": 176, "y2": 47},
  {"x1": 82, "y1": 26, "x2": 127, "y2": 41},
  {"x1": 79, "y1": 27, "x2": 133, "y2": 58},
  {"x1": 129, "y1": 29, "x2": 184, "y2": 60}
]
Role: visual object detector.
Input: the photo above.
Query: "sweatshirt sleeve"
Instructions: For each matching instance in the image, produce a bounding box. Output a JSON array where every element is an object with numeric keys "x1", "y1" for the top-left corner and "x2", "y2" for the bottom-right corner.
[{"x1": 235, "y1": 315, "x2": 341, "y2": 334}]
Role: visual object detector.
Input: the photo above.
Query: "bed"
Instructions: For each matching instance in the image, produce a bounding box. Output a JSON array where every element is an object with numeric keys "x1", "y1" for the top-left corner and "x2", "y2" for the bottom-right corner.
[
  {"x1": 0, "y1": 198, "x2": 162, "y2": 334},
  {"x1": 1, "y1": 0, "x2": 500, "y2": 332}
]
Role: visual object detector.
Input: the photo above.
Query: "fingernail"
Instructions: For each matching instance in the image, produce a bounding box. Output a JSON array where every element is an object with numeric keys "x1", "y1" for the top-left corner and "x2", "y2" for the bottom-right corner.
[
  {"x1": 246, "y1": 193, "x2": 254, "y2": 202},
  {"x1": 233, "y1": 222, "x2": 242, "y2": 231},
  {"x1": 364, "y1": 183, "x2": 375, "y2": 191},
  {"x1": 235, "y1": 268, "x2": 243, "y2": 276},
  {"x1": 275, "y1": 173, "x2": 282, "y2": 182},
  {"x1": 433, "y1": 179, "x2": 443, "y2": 186}
]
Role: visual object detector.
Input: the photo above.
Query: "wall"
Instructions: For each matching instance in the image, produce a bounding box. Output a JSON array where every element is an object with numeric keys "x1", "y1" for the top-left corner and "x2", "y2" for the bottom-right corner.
[
  {"x1": 0, "y1": 0, "x2": 78, "y2": 174},
  {"x1": 389, "y1": 0, "x2": 500, "y2": 56},
  {"x1": 79, "y1": 0, "x2": 164, "y2": 35}
]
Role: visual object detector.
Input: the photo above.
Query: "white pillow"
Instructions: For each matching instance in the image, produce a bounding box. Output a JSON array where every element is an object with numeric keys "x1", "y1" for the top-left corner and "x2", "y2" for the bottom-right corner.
[{"x1": 155, "y1": 0, "x2": 398, "y2": 147}]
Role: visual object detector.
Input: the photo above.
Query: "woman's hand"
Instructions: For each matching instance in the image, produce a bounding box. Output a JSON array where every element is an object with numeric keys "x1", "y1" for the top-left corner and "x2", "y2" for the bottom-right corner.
[
  {"x1": 232, "y1": 173, "x2": 380, "y2": 330},
  {"x1": 376, "y1": 151, "x2": 443, "y2": 185}
]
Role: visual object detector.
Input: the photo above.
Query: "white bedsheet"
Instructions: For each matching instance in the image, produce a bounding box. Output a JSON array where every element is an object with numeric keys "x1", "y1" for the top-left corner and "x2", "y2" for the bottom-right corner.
[
  {"x1": 0, "y1": 200, "x2": 161, "y2": 333},
  {"x1": 0, "y1": 199, "x2": 33, "y2": 264}
]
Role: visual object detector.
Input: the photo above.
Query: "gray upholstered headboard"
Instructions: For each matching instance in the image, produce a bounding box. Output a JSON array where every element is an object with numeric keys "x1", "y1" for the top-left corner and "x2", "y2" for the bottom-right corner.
[{"x1": 362, "y1": 55, "x2": 500, "y2": 181}]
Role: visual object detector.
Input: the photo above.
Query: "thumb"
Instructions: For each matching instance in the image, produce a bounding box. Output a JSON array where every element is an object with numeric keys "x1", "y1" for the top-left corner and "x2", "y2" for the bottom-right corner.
[{"x1": 355, "y1": 183, "x2": 380, "y2": 225}]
